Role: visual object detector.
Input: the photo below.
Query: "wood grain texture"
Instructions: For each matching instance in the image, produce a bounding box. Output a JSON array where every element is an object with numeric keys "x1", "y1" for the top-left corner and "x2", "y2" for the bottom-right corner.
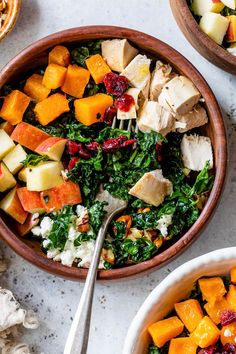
[
  {"x1": 0, "y1": 0, "x2": 21, "y2": 42},
  {"x1": 170, "y1": 0, "x2": 236, "y2": 75},
  {"x1": 0, "y1": 26, "x2": 228, "y2": 281}
]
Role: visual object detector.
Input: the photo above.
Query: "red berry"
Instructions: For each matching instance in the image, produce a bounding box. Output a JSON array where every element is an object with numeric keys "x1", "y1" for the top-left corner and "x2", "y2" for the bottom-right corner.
[
  {"x1": 67, "y1": 140, "x2": 79, "y2": 155},
  {"x1": 102, "y1": 136, "x2": 127, "y2": 153},
  {"x1": 115, "y1": 94, "x2": 135, "y2": 112},
  {"x1": 77, "y1": 143, "x2": 91, "y2": 159},
  {"x1": 68, "y1": 157, "x2": 80, "y2": 171},
  {"x1": 103, "y1": 73, "x2": 129, "y2": 97},
  {"x1": 104, "y1": 106, "x2": 117, "y2": 126},
  {"x1": 86, "y1": 141, "x2": 100, "y2": 152},
  {"x1": 156, "y1": 143, "x2": 163, "y2": 162},
  {"x1": 199, "y1": 346, "x2": 217, "y2": 354},
  {"x1": 222, "y1": 343, "x2": 236, "y2": 353},
  {"x1": 220, "y1": 310, "x2": 236, "y2": 326},
  {"x1": 122, "y1": 139, "x2": 137, "y2": 147}
]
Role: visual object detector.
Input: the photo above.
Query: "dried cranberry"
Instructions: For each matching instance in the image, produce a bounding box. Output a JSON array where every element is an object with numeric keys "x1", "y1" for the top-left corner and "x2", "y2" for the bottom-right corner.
[
  {"x1": 68, "y1": 157, "x2": 80, "y2": 171},
  {"x1": 77, "y1": 143, "x2": 91, "y2": 159},
  {"x1": 102, "y1": 136, "x2": 136, "y2": 153},
  {"x1": 220, "y1": 310, "x2": 236, "y2": 326},
  {"x1": 222, "y1": 343, "x2": 236, "y2": 354},
  {"x1": 103, "y1": 73, "x2": 129, "y2": 97},
  {"x1": 199, "y1": 346, "x2": 217, "y2": 354},
  {"x1": 156, "y1": 143, "x2": 163, "y2": 162},
  {"x1": 104, "y1": 106, "x2": 117, "y2": 126},
  {"x1": 67, "y1": 140, "x2": 79, "y2": 155},
  {"x1": 86, "y1": 141, "x2": 100, "y2": 152},
  {"x1": 115, "y1": 94, "x2": 135, "y2": 112},
  {"x1": 122, "y1": 139, "x2": 137, "y2": 147}
]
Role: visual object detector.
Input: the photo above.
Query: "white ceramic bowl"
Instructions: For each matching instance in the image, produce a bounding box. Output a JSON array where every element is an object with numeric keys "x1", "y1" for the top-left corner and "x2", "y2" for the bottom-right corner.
[{"x1": 123, "y1": 247, "x2": 236, "y2": 354}]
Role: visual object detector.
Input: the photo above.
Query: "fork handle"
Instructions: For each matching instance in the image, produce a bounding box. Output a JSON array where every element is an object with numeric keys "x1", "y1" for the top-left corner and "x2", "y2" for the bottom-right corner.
[{"x1": 63, "y1": 213, "x2": 114, "y2": 354}]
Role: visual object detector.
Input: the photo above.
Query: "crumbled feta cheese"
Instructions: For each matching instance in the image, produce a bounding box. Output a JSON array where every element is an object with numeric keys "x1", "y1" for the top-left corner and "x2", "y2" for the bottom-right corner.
[
  {"x1": 224, "y1": 328, "x2": 233, "y2": 337},
  {"x1": 76, "y1": 205, "x2": 86, "y2": 216},
  {"x1": 156, "y1": 214, "x2": 173, "y2": 237},
  {"x1": 32, "y1": 213, "x2": 39, "y2": 221},
  {"x1": 31, "y1": 226, "x2": 41, "y2": 237},
  {"x1": 76, "y1": 240, "x2": 96, "y2": 268},
  {"x1": 32, "y1": 216, "x2": 53, "y2": 238},
  {"x1": 60, "y1": 249, "x2": 75, "y2": 267},
  {"x1": 68, "y1": 225, "x2": 79, "y2": 241},
  {"x1": 47, "y1": 249, "x2": 60, "y2": 259}
]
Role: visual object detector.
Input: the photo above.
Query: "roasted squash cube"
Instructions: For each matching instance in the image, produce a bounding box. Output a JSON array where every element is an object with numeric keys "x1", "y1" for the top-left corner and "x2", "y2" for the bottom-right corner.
[
  {"x1": 42, "y1": 64, "x2": 67, "y2": 89},
  {"x1": 74, "y1": 93, "x2": 113, "y2": 126},
  {"x1": 175, "y1": 299, "x2": 203, "y2": 332},
  {"x1": 226, "y1": 285, "x2": 236, "y2": 310},
  {"x1": 221, "y1": 322, "x2": 236, "y2": 345},
  {"x1": 49, "y1": 45, "x2": 70, "y2": 67},
  {"x1": 190, "y1": 316, "x2": 220, "y2": 348},
  {"x1": 61, "y1": 64, "x2": 90, "y2": 98},
  {"x1": 34, "y1": 93, "x2": 70, "y2": 126},
  {"x1": 231, "y1": 267, "x2": 236, "y2": 284},
  {"x1": 0, "y1": 90, "x2": 30, "y2": 125},
  {"x1": 85, "y1": 54, "x2": 111, "y2": 84},
  {"x1": 148, "y1": 316, "x2": 184, "y2": 348},
  {"x1": 169, "y1": 337, "x2": 197, "y2": 354},
  {"x1": 204, "y1": 297, "x2": 231, "y2": 324},
  {"x1": 24, "y1": 74, "x2": 51, "y2": 102},
  {"x1": 198, "y1": 277, "x2": 226, "y2": 304}
]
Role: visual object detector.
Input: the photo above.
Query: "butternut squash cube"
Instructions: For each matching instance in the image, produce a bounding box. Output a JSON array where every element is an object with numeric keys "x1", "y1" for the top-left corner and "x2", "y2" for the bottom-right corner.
[
  {"x1": 221, "y1": 321, "x2": 236, "y2": 346},
  {"x1": 204, "y1": 297, "x2": 231, "y2": 324},
  {"x1": 61, "y1": 64, "x2": 90, "y2": 98},
  {"x1": 0, "y1": 187, "x2": 28, "y2": 224},
  {"x1": 0, "y1": 90, "x2": 31, "y2": 125},
  {"x1": 49, "y1": 45, "x2": 70, "y2": 67},
  {"x1": 190, "y1": 316, "x2": 220, "y2": 348},
  {"x1": 85, "y1": 54, "x2": 111, "y2": 84},
  {"x1": 231, "y1": 267, "x2": 236, "y2": 284},
  {"x1": 42, "y1": 64, "x2": 67, "y2": 89},
  {"x1": 169, "y1": 337, "x2": 197, "y2": 354},
  {"x1": 148, "y1": 316, "x2": 184, "y2": 348},
  {"x1": 74, "y1": 93, "x2": 113, "y2": 126},
  {"x1": 226, "y1": 285, "x2": 236, "y2": 310},
  {"x1": 174, "y1": 299, "x2": 203, "y2": 332},
  {"x1": 198, "y1": 277, "x2": 226, "y2": 304},
  {"x1": 24, "y1": 74, "x2": 51, "y2": 102},
  {"x1": 34, "y1": 93, "x2": 70, "y2": 126}
]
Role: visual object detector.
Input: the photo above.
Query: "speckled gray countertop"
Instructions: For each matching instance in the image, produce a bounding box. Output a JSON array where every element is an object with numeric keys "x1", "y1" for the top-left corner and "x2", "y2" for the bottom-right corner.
[{"x1": 0, "y1": 1, "x2": 236, "y2": 353}]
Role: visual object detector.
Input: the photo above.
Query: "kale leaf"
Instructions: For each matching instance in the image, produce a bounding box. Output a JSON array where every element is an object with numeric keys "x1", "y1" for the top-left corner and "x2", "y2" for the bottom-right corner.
[
  {"x1": 89, "y1": 201, "x2": 107, "y2": 234},
  {"x1": 148, "y1": 346, "x2": 161, "y2": 354},
  {"x1": 71, "y1": 40, "x2": 102, "y2": 68},
  {"x1": 22, "y1": 154, "x2": 50, "y2": 167},
  {"x1": 190, "y1": 160, "x2": 214, "y2": 196},
  {"x1": 122, "y1": 238, "x2": 158, "y2": 263},
  {"x1": 66, "y1": 122, "x2": 92, "y2": 143}
]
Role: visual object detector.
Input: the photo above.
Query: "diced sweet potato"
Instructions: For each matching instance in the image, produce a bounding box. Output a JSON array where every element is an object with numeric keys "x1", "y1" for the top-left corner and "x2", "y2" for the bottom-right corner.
[
  {"x1": 198, "y1": 277, "x2": 226, "y2": 304},
  {"x1": 148, "y1": 316, "x2": 184, "y2": 348},
  {"x1": 85, "y1": 54, "x2": 111, "y2": 84},
  {"x1": 190, "y1": 316, "x2": 220, "y2": 348},
  {"x1": 0, "y1": 187, "x2": 28, "y2": 224},
  {"x1": 42, "y1": 64, "x2": 67, "y2": 89},
  {"x1": 24, "y1": 74, "x2": 51, "y2": 102},
  {"x1": 221, "y1": 321, "x2": 236, "y2": 345},
  {"x1": 34, "y1": 93, "x2": 70, "y2": 126},
  {"x1": 0, "y1": 90, "x2": 31, "y2": 125},
  {"x1": 61, "y1": 64, "x2": 90, "y2": 98},
  {"x1": 169, "y1": 337, "x2": 197, "y2": 354},
  {"x1": 15, "y1": 213, "x2": 39, "y2": 237},
  {"x1": 17, "y1": 187, "x2": 45, "y2": 214},
  {"x1": 226, "y1": 285, "x2": 236, "y2": 310},
  {"x1": 231, "y1": 267, "x2": 236, "y2": 284},
  {"x1": 0, "y1": 121, "x2": 14, "y2": 135},
  {"x1": 74, "y1": 93, "x2": 113, "y2": 126},
  {"x1": 175, "y1": 299, "x2": 203, "y2": 332},
  {"x1": 49, "y1": 45, "x2": 70, "y2": 67},
  {"x1": 11, "y1": 122, "x2": 49, "y2": 151},
  {"x1": 204, "y1": 297, "x2": 231, "y2": 324}
]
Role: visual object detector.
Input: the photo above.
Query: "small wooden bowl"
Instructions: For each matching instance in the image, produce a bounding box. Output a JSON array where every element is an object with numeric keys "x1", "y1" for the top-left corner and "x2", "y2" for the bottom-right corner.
[
  {"x1": 0, "y1": 26, "x2": 227, "y2": 281},
  {"x1": 170, "y1": 0, "x2": 236, "y2": 75},
  {"x1": 0, "y1": 0, "x2": 21, "y2": 42}
]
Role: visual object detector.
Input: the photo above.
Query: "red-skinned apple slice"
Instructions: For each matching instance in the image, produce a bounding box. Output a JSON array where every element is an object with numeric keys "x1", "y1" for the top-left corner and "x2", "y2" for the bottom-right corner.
[
  {"x1": 0, "y1": 121, "x2": 14, "y2": 135},
  {"x1": 35, "y1": 137, "x2": 67, "y2": 161},
  {"x1": 11, "y1": 122, "x2": 49, "y2": 151},
  {"x1": 0, "y1": 187, "x2": 28, "y2": 224},
  {"x1": 17, "y1": 187, "x2": 46, "y2": 214},
  {"x1": 15, "y1": 214, "x2": 40, "y2": 237},
  {"x1": 0, "y1": 162, "x2": 16, "y2": 192}
]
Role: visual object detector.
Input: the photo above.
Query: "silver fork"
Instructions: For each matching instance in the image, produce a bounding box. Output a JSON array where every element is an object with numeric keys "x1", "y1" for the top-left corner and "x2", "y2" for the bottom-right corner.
[{"x1": 63, "y1": 118, "x2": 135, "y2": 354}]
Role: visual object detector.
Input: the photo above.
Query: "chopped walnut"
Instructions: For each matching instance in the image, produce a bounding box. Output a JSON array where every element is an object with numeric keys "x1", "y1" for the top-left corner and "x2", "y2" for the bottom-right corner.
[{"x1": 101, "y1": 248, "x2": 115, "y2": 265}]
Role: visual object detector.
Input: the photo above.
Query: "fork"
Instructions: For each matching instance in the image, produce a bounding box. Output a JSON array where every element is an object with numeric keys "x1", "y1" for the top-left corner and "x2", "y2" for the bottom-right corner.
[{"x1": 63, "y1": 117, "x2": 135, "y2": 354}]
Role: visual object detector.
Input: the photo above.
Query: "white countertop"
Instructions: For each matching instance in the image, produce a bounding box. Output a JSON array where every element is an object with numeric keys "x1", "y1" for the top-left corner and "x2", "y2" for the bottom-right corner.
[{"x1": 0, "y1": 1, "x2": 236, "y2": 353}]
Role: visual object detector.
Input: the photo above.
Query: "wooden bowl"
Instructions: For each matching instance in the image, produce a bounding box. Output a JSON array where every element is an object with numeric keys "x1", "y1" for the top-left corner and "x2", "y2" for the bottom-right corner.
[
  {"x1": 0, "y1": 26, "x2": 227, "y2": 281},
  {"x1": 0, "y1": 0, "x2": 21, "y2": 42},
  {"x1": 170, "y1": 0, "x2": 236, "y2": 75}
]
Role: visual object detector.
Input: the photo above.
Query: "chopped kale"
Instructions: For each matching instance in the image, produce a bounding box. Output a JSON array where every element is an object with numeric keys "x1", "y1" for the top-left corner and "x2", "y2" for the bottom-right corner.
[
  {"x1": 22, "y1": 154, "x2": 50, "y2": 167},
  {"x1": 71, "y1": 40, "x2": 102, "y2": 68},
  {"x1": 89, "y1": 201, "x2": 107, "y2": 234}
]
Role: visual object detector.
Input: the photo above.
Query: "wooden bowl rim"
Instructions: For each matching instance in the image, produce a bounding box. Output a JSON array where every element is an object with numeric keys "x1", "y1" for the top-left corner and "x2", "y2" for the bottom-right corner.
[
  {"x1": 169, "y1": 0, "x2": 236, "y2": 72},
  {"x1": 0, "y1": 0, "x2": 21, "y2": 42},
  {"x1": 0, "y1": 25, "x2": 228, "y2": 281}
]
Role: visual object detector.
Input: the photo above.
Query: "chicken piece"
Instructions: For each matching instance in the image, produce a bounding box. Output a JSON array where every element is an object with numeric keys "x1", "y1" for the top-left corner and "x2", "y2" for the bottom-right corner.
[
  {"x1": 174, "y1": 104, "x2": 208, "y2": 133},
  {"x1": 101, "y1": 39, "x2": 138, "y2": 73},
  {"x1": 117, "y1": 87, "x2": 140, "y2": 120},
  {"x1": 121, "y1": 54, "x2": 151, "y2": 90},
  {"x1": 181, "y1": 134, "x2": 213, "y2": 171},
  {"x1": 158, "y1": 76, "x2": 201, "y2": 116},
  {"x1": 149, "y1": 61, "x2": 174, "y2": 101},
  {"x1": 129, "y1": 169, "x2": 173, "y2": 207},
  {"x1": 137, "y1": 100, "x2": 175, "y2": 136}
]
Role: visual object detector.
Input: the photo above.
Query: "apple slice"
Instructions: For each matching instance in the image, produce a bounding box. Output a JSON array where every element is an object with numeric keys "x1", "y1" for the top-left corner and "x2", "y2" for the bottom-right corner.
[
  {"x1": 200, "y1": 12, "x2": 230, "y2": 45},
  {"x1": 0, "y1": 187, "x2": 28, "y2": 224},
  {"x1": 0, "y1": 121, "x2": 14, "y2": 135},
  {"x1": 221, "y1": 0, "x2": 236, "y2": 9},
  {"x1": 35, "y1": 137, "x2": 67, "y2": 161},
  {"x1": 18, "y1": 167, "x2": 27, "y2": 183},
  {"x1": 226, "y1": 15, "x2": 236, "y2": 42},
  {"x1": 17, "y1": 187, "x2": 46, "y2": 214},
  {"x1": 11, "y1": 122, "x2": 49, "y2": 151},
  {"x1": 192, "y1": 0, "x2": 225, "y2": 16},
  {"x1": 3, "y1": 144, "x2": 27, "y2": 175},
  {"x1": 26, "y1": 161, "x2": 64, "y2": 191},
  {"x1": 0, "y1": 162, "x2": 16, "y2": 192},
  {"x1": 0, "y1": 129, "x2": 15, "y2": 159},
  {"x1": 15, "y1": 214, "x2": 40, "y2": 237}
]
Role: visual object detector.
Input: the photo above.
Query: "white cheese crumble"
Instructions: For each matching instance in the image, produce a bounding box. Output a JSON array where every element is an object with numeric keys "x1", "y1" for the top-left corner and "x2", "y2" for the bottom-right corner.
[
  {"x1": 224, "y1": 328, "x2": 233, "y2": 337},
  {"x1": 156, "y1": 214, "x2": 173, "y2": 237},
  {"x1": 31, "y1": 216, "x2": 53, "y2": 238}
]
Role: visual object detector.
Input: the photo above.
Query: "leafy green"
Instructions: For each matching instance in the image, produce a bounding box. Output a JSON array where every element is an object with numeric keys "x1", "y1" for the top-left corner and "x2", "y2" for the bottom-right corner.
[
  {"x1": 113, "y1": 221, "x2": 126, "y2": 239},
  {"x1": 148, "y1": 346, "x2": 161, "y2": 354},
  {"x1": 71, "y1": 40, "x2": 102, "y2": 68},
  {"x1": 190, "y1": 161, "x2": 214, "y2": 196},
  {"x1": 122, "y1": 238, "x2": 158, "y2": 263},
  {"x1": 66, "y1": 122, "x2": 92, "y2": 143},
  {"x1": 22, "y1": 154, "x2": 50, "y2": 167},
  {"x1": 221, "y1": 7, "x2": 236, "y2": 16},
  {"x1": 88, "y1": 201, "x2": 107, "y2": 234},
  {"x1": 74, "y1": 232, "x2": 96, "y2": 247},
  {"x1": 96, "y1": 126, "x2": 131, "y2": 143}
]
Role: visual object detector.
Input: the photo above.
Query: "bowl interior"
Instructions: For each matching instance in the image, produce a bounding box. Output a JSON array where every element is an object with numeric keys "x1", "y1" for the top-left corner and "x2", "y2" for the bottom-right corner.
[
  {"x1": 123, "y1": 247, "x2": 236, "y2": 354},
  {"x1": 0, "y1": 26, "x2": 227, "y2": 281}
]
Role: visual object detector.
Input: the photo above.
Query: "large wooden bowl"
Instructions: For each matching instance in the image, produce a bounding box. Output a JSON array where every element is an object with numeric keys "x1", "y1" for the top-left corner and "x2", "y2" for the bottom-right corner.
[
  {"x1": 0, "y1": 26, "x2": 227, "y2": 281},
  {"x1": 170, "y1": 0, "x2": 236, "y2": 75},
  {"x1": 0, "y1": 0, "x2": 21, "y2": 42}
]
